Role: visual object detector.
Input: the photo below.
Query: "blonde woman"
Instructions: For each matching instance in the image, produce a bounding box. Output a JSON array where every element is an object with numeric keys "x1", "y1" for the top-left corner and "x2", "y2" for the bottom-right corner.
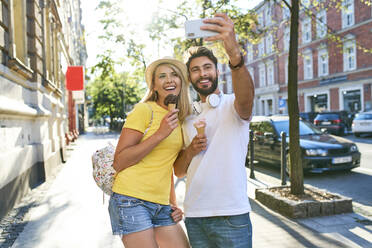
[{"x1": 109, "y1": 57, "x2": 191, "y2": 248}]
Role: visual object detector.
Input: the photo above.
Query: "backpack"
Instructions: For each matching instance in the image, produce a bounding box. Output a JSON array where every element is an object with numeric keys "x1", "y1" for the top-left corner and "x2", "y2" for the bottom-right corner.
[
  {"x1": 92, "y1": 142, "x2": 116, "y2": 196},
  {"x1": 92, "y1": 103, "x2": 153, "y2": 196}
]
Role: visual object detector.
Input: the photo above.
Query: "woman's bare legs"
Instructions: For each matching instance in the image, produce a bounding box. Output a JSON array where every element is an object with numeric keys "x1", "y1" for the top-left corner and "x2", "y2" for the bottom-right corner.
[
  {"x1": 122, "y1": 228, "x2": 158, "y2": 248},
  {"x1": 155, "y1": 223, "x2": 190, "y2": 248}
]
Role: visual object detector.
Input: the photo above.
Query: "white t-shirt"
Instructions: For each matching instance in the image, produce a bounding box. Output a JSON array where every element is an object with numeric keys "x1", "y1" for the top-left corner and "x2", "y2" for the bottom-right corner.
[{"x1": 182, "y1": 93, "x2": 252, "y2": 217}]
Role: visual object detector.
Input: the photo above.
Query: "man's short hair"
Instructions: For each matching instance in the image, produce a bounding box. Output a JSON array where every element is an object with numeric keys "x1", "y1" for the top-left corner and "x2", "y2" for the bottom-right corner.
[{"x1": 185, "y1": 47, "x2": 218, "y2": 72}]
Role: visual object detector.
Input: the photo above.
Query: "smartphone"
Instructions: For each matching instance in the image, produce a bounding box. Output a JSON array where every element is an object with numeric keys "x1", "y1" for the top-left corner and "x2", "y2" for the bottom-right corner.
[{"x1": 184, "y1": 19, "x2": 219, "y2": 39}]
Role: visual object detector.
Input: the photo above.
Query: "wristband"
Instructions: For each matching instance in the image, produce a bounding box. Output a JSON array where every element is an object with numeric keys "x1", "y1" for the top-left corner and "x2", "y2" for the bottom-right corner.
[{"x1": 228, "y1": 53, "x2": 244, "y2": 71}]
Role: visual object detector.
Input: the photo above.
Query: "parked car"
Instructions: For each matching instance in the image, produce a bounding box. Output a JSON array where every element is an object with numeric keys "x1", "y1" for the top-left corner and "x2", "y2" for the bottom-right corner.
[
  {"x1": 249, "y1": 115, "x2": 360, "y2": 173},
  {"x1": 299, "y1": 111, "x2": 318, "y2": 123},
  {"x1": 313, "y1": 111, "x2": 351, "y2": 136},
  {"x1": 352, "y1": 111, "x2": 372, "y2": 137}
]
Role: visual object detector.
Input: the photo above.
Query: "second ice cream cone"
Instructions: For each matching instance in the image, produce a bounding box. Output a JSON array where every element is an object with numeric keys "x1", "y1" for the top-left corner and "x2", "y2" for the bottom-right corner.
[
  {"x1": 193, "y1": 119, "x2": 206, "y2": 136},
  {"x1": 195, "y1": 126, "x2": 205, "y2": 135}
]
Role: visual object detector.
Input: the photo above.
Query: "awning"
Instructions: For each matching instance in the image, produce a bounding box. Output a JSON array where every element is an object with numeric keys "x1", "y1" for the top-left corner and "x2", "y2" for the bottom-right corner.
[{"x1": 66, "y1": 66, "x2": 84, "y2": 91}]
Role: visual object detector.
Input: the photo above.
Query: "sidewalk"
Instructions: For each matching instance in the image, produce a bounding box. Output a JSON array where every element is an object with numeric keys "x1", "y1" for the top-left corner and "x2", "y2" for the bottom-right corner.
[{"x1": 7, "y1": 132, "x2": 372, "y2": 247}]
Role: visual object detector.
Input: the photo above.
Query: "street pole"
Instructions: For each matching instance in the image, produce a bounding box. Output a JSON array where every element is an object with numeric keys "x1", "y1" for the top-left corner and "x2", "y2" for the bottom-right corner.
[
  {"x1": 249, "y1": 129, "x2": 255, "y2": 179},
  {"x1": 281, "y1": 131, "x2": 287, "y2": 185}
]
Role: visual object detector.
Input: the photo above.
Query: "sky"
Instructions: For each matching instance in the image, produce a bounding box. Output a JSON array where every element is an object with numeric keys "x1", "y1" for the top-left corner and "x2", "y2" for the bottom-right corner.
[{"x1": 80, "y1": 0, "x2": 262, "y2": 71}]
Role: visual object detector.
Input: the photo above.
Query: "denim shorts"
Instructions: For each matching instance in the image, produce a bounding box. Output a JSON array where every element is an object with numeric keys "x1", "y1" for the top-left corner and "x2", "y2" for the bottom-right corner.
[
  {"x1": 108, "y1": 193, "x2": 176, "y2": 235},
  {"x1": 185, "y1": 212, "x2": 252, "y2": 248}
]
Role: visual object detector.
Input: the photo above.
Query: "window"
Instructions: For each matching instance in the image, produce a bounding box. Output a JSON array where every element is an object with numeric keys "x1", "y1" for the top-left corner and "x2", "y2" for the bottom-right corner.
[
  {"x1": 259, "y1": 63, "x2": 266, "y2": 87},
  {"x1": 318, "y1": 48, "x2": 329, "y2": 76},
  {"x1": 284, "y1": 27, "x2": 290, "y2": 51},
  {"x1": 283, "y1": 5, "x2": 290, "y2": 20},
  {"x1": 226, "y1": 74, "x2": 233, "y2": 93},
  {"x1": 258, "y1": 40, "x2": 265, "y2": 57},
  {"x1": 266, "y1": 34, "x2": 273, "y2": 54},
  {"x1": 46, "y1": 12, "x2": 58, "y2": 84},
  {"x1": 302, "y1": 18, "x2": 312, "y2": 44},
  {"x1": 267, "y1": 61, "x2": 274, "y2": 85},
  {"x1": 265, "y1": 5, "x2": 272, "y2": 26},
  {"x1": 342, "y1": 0, "x2": 354, "y2": 28},
  {"x1": 247, "y1": 44, "x2": 253, "y2": 62},
  {"x1": 303, "y1": 50, "x2": 313, "y2": 80},
  {"x1": 310, "y1": 93, "x2": 328, "y2": 112},
  {"x1": 248, "y1": 67, "x2": 254, "y2": 82},
  {"x1": 342, "y1": 89, "x2": 361, "y2": 112},
  {"x1": 316, "y1": 10, "x2": 327, "y2": 38},
  {"x1": 258, "y1": 12, "x2": 264, "y2": 27},
  {"x1": 302, "y1": 0, "x2": 310, "y2": 7},
  {"x1": 11, "y1": 0, "x2": 28, "y2": 66},
  {"x1": 343, "y1": 39, "x2": 356, "y2": 71}
]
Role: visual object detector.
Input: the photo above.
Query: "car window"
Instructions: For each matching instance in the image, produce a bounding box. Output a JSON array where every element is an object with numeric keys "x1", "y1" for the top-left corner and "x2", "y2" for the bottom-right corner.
[
  {"x1": 260, "y1": 121, "x2": 275, "y2": 134},
  {"x1": 354, "y1": 113, "x2": 372, "y2": 120},
  {"x1": 315, "y1": 114, "x2": 339, "y2": 120},
  {"x1": 272, "y1": 120, "x2": 323, "y2": 136}
]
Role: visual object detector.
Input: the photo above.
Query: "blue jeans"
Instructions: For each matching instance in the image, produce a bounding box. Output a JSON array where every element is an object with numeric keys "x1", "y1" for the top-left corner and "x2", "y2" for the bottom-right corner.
[
  {"x1": 108, "y1": 193, "x2": 175, "y2": 235},
  {"x1": 185, "y1": 213, "x2": 252, "y2": 248}
]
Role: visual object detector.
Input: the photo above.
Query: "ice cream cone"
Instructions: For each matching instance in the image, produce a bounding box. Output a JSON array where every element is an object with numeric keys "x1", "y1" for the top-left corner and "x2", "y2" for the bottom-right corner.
[
  {"x1": 193, "y1": 119, "x2": 206, "y2": 136},
  {"x1": 195, "y1": 126, "x2": 205, "y2": 135},
  {"x1": 164, "y1": 94, "x2": 178, "y2": 111},
  {"x1": 168, "y1": 103, "x2": 176, "y2": 111}
]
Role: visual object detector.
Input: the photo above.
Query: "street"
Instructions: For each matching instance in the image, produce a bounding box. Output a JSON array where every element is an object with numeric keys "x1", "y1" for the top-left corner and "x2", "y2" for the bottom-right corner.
[
  {"x1": 248, "y1": 134, "x2": 372, "y2": 218},
  {"x1": 3, "y1": 131, "x2": 371, "y2": 248},
  {"x1": 346, "y1": 134, "x2": 372, "y2": 170}
]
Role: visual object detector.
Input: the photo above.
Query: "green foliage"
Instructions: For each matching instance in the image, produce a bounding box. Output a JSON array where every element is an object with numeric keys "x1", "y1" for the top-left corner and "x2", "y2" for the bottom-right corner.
[
  {"x1": 86, "y1": 69, "x2": 145, "y2": 123},
  {"x1": 87, "y1": 50, "x2": 146, "y2": 128},
  {"x1": 146, "y1": 0, "x2": 264, "y2": 64}
]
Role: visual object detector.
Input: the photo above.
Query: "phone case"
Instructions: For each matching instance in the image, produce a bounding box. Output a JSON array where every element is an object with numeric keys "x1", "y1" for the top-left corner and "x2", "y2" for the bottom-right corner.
[{"x1": 184, "y1": 19, "x2": 219, "y2": 39}]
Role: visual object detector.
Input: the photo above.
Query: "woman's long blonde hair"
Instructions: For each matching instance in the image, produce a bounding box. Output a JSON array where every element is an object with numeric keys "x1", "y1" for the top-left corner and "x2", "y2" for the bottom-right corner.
[{"x1": 141, "y1": 63, "x2": 191, "y2": 123}]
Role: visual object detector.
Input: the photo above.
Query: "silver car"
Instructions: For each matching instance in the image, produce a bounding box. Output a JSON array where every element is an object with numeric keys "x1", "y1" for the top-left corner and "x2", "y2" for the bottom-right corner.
[{"x1": 352, "y1": 111, "x2": 372, "y2": 137}]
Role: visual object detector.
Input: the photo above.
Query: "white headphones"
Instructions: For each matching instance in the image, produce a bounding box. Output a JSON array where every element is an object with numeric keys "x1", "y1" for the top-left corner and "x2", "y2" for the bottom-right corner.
[{"x1": 192, "y1": 93, "x2": 222, "y2": 115}]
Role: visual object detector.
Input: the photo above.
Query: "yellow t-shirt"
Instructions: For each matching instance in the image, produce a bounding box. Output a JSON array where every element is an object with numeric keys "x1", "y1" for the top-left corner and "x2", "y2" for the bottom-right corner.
[{"x1": 112, "y1": 101, "x2": 183, "y2": 205}]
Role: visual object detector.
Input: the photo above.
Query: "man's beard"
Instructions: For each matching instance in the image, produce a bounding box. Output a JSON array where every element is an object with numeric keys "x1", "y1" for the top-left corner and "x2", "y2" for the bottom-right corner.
[{"x1": 192, "y1": 75, "x2": 218, "y2": 97}]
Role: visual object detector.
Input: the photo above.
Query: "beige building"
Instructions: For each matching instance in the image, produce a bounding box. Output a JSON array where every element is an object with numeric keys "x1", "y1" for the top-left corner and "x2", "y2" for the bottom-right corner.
[{"x1": 0, "y1": 0, "x2": 87, "y2": 219}]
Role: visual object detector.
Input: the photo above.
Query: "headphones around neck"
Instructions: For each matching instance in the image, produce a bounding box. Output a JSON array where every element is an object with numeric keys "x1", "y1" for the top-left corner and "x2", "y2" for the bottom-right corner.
[{"x1": 192, "y1": 93, "x2": 222, "y2": 115}]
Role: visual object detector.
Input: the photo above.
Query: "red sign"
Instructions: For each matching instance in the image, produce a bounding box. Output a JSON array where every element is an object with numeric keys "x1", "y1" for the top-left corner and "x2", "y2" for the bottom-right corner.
[{"x1": 66, "y1": 66, "x2": 84, "y2": 91}]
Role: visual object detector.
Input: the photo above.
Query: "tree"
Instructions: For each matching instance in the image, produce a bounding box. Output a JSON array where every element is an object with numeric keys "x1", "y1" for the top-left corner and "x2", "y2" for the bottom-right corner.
[
  {"x1": 87, "y1": 53, "x2": 145, "y2": 129},
  {"x1": 146, "y1": 0, "x2": 261, "y2": 63},
  {"x1": 86, "y1": 0, "x2": 149, "y2": 129},
  {"x1": 284, "y1": 0, "x2": 304, "y2": 195}
]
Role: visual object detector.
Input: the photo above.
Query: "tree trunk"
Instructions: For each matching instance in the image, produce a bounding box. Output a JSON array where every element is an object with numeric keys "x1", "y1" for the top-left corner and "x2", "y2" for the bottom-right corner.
[{"x1": 288, "y1": 0, "x2": 304, "y2": 195}]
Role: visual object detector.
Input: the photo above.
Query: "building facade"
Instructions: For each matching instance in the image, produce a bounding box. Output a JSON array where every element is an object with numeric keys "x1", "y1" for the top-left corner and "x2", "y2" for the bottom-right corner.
[
  {"x1": 219, "y1": 0, "x2": 372, "y2": 116},
  {"x1": 0, "y1": 0, "x2": 87, "y2": 219}
]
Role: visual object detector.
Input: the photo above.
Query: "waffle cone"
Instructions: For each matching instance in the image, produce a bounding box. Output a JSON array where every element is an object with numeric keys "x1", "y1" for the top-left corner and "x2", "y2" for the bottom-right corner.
[
  {"x1": 168, "y1": 104, "x2": 176, "y2": 111},
  {"x1": 196, "y1": 127, "x2": 205, "y2": 135}
]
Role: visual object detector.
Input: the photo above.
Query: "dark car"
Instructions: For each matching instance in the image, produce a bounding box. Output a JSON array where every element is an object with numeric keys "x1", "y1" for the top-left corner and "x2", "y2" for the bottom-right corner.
[
  {"x1": 249, "y1": 115, "x2": 360, "y2": 173},
  {"x1": 299, "y1": 112, "x2": 318, "y2": 123},
  {"x1": 313, "y1": 111, "x2": 351, "y2": 136}
]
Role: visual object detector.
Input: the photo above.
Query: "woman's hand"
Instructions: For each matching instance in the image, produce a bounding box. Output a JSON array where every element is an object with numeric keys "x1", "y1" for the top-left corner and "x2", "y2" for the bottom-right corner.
[
  {"x1": 156, "y1": 109, "x2": 180, "y2": 139},
  {"x1": 171, "y1": 205, "x2": 184, "y2": 223}
]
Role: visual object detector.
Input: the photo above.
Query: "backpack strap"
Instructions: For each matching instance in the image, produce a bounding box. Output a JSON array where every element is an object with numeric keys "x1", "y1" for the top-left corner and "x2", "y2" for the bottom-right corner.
[{"x1": 144, "y1": 102, "x2": 153, "y2": 135}]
